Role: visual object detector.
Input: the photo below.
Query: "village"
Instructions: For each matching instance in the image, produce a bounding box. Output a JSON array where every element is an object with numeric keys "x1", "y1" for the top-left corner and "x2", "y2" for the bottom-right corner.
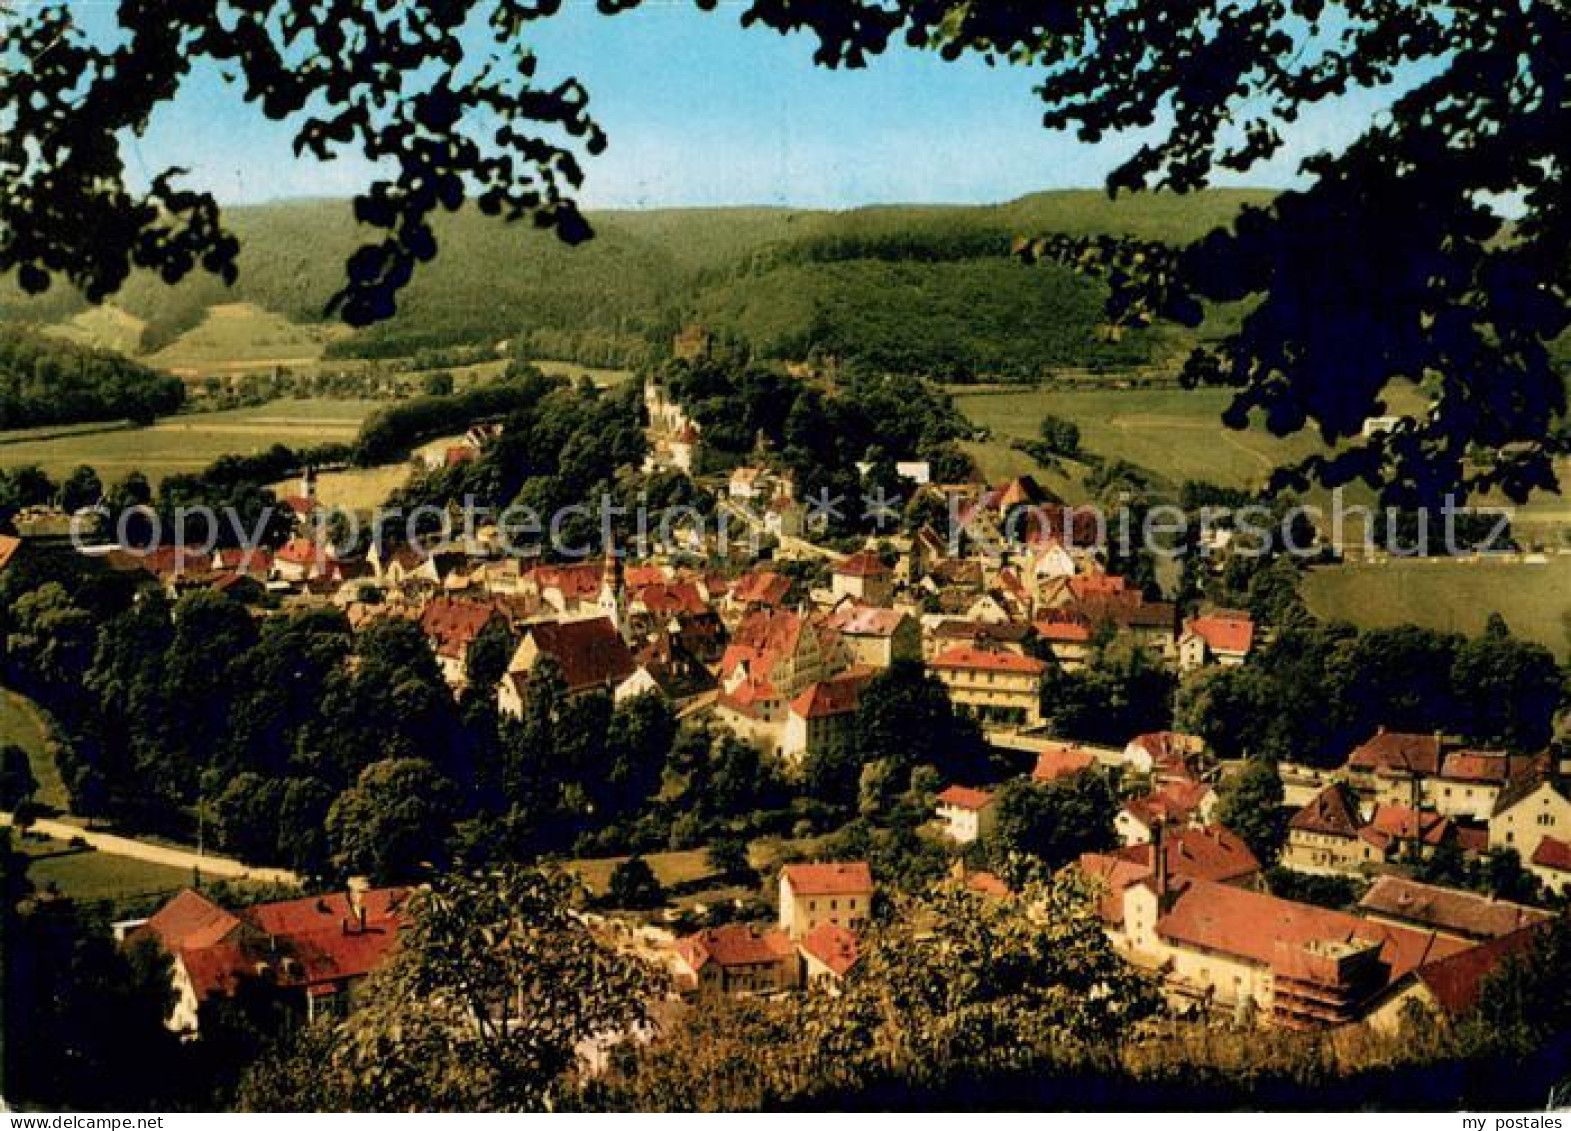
[{"x1": 28, "y1": 368, "x2": 1555, "y2": 1050}]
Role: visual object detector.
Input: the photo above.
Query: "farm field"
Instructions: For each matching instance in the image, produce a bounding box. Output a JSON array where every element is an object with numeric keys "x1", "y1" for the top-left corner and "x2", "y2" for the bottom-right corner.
[
  {"x1": 1301, "y1": 555, "x2": 1571, "y2": 656},
  {"x1": 0, "y1": 399, "x2": 378, "y2": 483},
  {"x1": 273, "y1": 461, "x2": 413, "y2": 513},
  {"x1": 952, "y1": 385, "x2": 1330, "y2": 495},
  {"x1": 0, "y1": 688, "x2": 67, "y2": 812},
  {"x1": 149, "y1": 302, "x2": 351, "y2": 373}
]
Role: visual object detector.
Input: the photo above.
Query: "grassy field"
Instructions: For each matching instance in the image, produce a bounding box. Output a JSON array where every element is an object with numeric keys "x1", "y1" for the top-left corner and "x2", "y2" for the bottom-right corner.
[
  {"x1": 18, "y1": 836, "x2": 196, "y2": 904},
  {"x1": 275, "y1": 461, "x2": 413, "y2": 512},
  {"x1": 149, "y1": 302, "x2": 351, "y2": 373},
  {"x1": 532, "y1": 358, "x2": 635, "y2": 387},
  {"x1": 43, "y1": 303, "x2": 148, "y2": 355},
  {"x1": 951, "y1": 382, "x2": 1443, "y2": 493},
  {"x1": 569, "y1": 849, "x2": 716, "y2": 897},
  {"x1": 0, "y1": 399, "x2": 378, "y2": 483},
  {"x1": 0, "y1": 688, "x2": 68, "y2": 811},
  {"x1": 953, "y1": 385, "x2": 1330, "y2": 495},
  {"x1": 1302, "y1": 555, "x2": 1571, "y2": 655}
]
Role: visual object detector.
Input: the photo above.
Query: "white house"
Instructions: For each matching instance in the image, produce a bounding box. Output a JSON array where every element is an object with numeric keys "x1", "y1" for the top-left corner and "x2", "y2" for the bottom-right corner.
[{"x1": 934, "y1": 785, "x2": 997, "y2": 845}]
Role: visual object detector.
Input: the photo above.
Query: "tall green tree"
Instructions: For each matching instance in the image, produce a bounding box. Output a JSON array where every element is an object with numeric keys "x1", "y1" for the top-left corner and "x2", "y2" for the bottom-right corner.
[
  {"x1": 326, "y1": 757, "x2": 461, "y2": 883},
  {"x1": 1215, "y1": 759, "x2": 1287, "y2": 865},
  {"x1": 991, "y1": 772, "x2": 1119, "y2": 873},
  {"x1": 237, "y1": 868, "x2": 656, "y2": 1111}
]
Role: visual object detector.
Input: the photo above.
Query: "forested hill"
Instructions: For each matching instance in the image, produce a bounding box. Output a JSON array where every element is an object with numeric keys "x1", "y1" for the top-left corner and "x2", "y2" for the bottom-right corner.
[
  {"x1": 0, "y1": 189, "x2": 1274, "y2": 378},
  {"x1": 0, "y1": 326, "x2": 184, "y2": 430}
]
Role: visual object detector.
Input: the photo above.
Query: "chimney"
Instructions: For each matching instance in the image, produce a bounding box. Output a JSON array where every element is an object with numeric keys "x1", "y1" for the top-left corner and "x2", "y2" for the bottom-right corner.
[{"x1": 347, "y1": 875, "x2": 370, "y2": 933}]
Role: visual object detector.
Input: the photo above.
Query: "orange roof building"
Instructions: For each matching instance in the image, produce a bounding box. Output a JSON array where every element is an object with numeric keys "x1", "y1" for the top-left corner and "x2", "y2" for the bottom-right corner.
[
  {"x1": 133, "y1": 886, "x2": 409, "y2": 1034},
  {"x1": 779, "y1": 862, "x2": 874, "y2": 940}
]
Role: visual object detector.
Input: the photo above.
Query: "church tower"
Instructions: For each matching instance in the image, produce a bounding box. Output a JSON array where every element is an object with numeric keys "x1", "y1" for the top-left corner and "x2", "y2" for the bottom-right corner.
[{"x1": 598, "y1": 548, "x2": 629, "y2": 641}]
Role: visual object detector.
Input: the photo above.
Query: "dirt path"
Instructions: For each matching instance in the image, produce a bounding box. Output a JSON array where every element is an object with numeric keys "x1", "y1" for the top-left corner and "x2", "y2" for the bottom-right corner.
[{"x1": 2, "y1": 812, "x2": 301, "y2": 886}]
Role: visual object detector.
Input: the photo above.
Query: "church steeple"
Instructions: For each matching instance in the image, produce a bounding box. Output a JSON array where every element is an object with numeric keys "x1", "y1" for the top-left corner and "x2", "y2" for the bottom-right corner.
[{"x1": 599, "y1": 546, "x2": 628, "y2": 640}]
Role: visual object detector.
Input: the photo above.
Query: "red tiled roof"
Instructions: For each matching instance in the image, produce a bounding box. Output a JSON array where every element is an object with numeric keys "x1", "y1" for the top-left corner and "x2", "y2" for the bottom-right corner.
[
  {"x1": 1440, "y1": 749, "x2": 1543, "y2": 785},
  {"x1": 1127, "y1": 732, "x2": 1205, "y2": 775},
  {"x1": 636, "y1": 580, "x2": 707, "y2": 617},
  {"x1": 676, "y1": 924, "x2": 794, "y2": 972},
  {"x1": 532, "y1": 561, "x2": 603, "y2": 602},
  {"x1": 1410, "y1": 924, "x2": 1543, "y2": 1017},
  {"x1": 1081, "y1": 828, "x2": 1259, "y2": 926},
  {"x1": 625, "y1": 564, "x2": 668, "y2": 589},
  {"x1": 1158, "y1": 880, "x2": 1471, "y2": 986},
  {"x1": 1117, "y1": 825, "x2": 1261, "y2": 886},
  {"x1": 930, "y1": 646, "x2": 1046, "y2": 675},
  {"x1": 138, "y1": 889, "x2": 244, "y2": 952},
  {"x1": 1290, "y1": 782, "x2": 1365, "y2": 838},
  {"x1": 730, "y1": 571, "x2": 791, "y2": 607},
  {"x1": 1456, "y1": 825, "x2": 1490, "y2": 855},
  {"x1": 1068, "y1": 573, "x2": 1129, "y2": 601},
  {"x1": 139, "y1": 887, "x2": 409, "y2": 1004},
  {"x1": 1122, "y1": 780, "x2": 1214, "y2": 829},
  {"x1": 718, "y1": 674, "x2": 781, "y2": 718},
  {"x1": 242, "y1": 889, "x2": 409, "y2": 988},
  {"x1": 937, "y1": 784, "x2": 995, "y2": 811},
  {"x1": 722, "y1": 608, "x2": 809, "y2": 681},
  {"x1": 444, "y1": 446, "x2": 478, "y2": 467},
  {"x1": 834, "y1": 550, "x2": 891, "y2": 578},
  {"x1": 789, "y1": 670, "x2": 872, "y2": 720},
  {"x1": 1184, "y1": 614, "x2": 1256, "y2": 656},
  {"x1": 178, "y1": 941, "x2": 253, "y2": 1000},
  {"x1": 282, "y1": 495, "x2": 319, "y2": 515},
  {"x1": 782, "y1": 861, "x2": 873, "y2": 897},
  {"x1": 933, "y1": 619, "x2": 1031, "y2": 644},
  {"x1": 1358, "y1": 876, "x2": 1551, "y2": 940},
  {"x1": 136, "y1": 545, "x2": 213, "y2": 577},
  {"x1": 523, "y1": 617, "x2": 636, "y2": 693},
  {"x1": 1534, "y1": 836, "x2": 1571, "y2": 872},
  {"x1": 1366, "y1": 804, "x2": 1452, "y2": 847},
  {"x1": 1033, "y1": 744, "x2": 1096, "y2": 782},
  {"x1": 1032, "y1": 613, "x2": 1093, "y2": 643},
  {"x1": 1349, "y1": 729, "x2": 1443, "y2": 777},
  {"x1": 419, "y1": 597, "x2": 505, "y2": 659},
  {"x1": 799, "y1": 922, "x2": 860, "y2": 978}
]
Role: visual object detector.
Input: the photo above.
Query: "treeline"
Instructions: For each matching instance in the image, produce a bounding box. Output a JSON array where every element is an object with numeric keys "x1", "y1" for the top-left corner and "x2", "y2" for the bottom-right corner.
[
  {"x1": 352, "y1": 365, "x2": 570, "y2": 465},
  {"x1": 1177, "y1": 614, "x2": 1565, "y2": 766},
  {"x1": 0, "y1": 326, "x2": 184, "y2": 429},
  {"x1": 692, "y1": 258, "x2": 1166, "y2": 381}
]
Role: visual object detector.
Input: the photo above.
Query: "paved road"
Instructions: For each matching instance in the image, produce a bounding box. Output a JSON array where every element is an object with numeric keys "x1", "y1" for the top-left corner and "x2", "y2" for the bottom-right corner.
[{"x1": 3, "y1": 811, "x2": 301, "y2": 886}]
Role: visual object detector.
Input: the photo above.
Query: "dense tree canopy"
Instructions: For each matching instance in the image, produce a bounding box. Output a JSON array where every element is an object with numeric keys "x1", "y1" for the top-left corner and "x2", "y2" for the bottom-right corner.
[{"x1": 0, "y1": 326, "x2": 183, "y2": 428}]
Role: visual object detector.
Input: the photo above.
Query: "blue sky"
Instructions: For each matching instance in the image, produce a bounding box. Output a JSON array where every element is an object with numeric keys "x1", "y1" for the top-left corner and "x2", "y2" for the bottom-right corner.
[{"x1": 83, "y1": 1, "x2": 1412, "y2": 209}]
